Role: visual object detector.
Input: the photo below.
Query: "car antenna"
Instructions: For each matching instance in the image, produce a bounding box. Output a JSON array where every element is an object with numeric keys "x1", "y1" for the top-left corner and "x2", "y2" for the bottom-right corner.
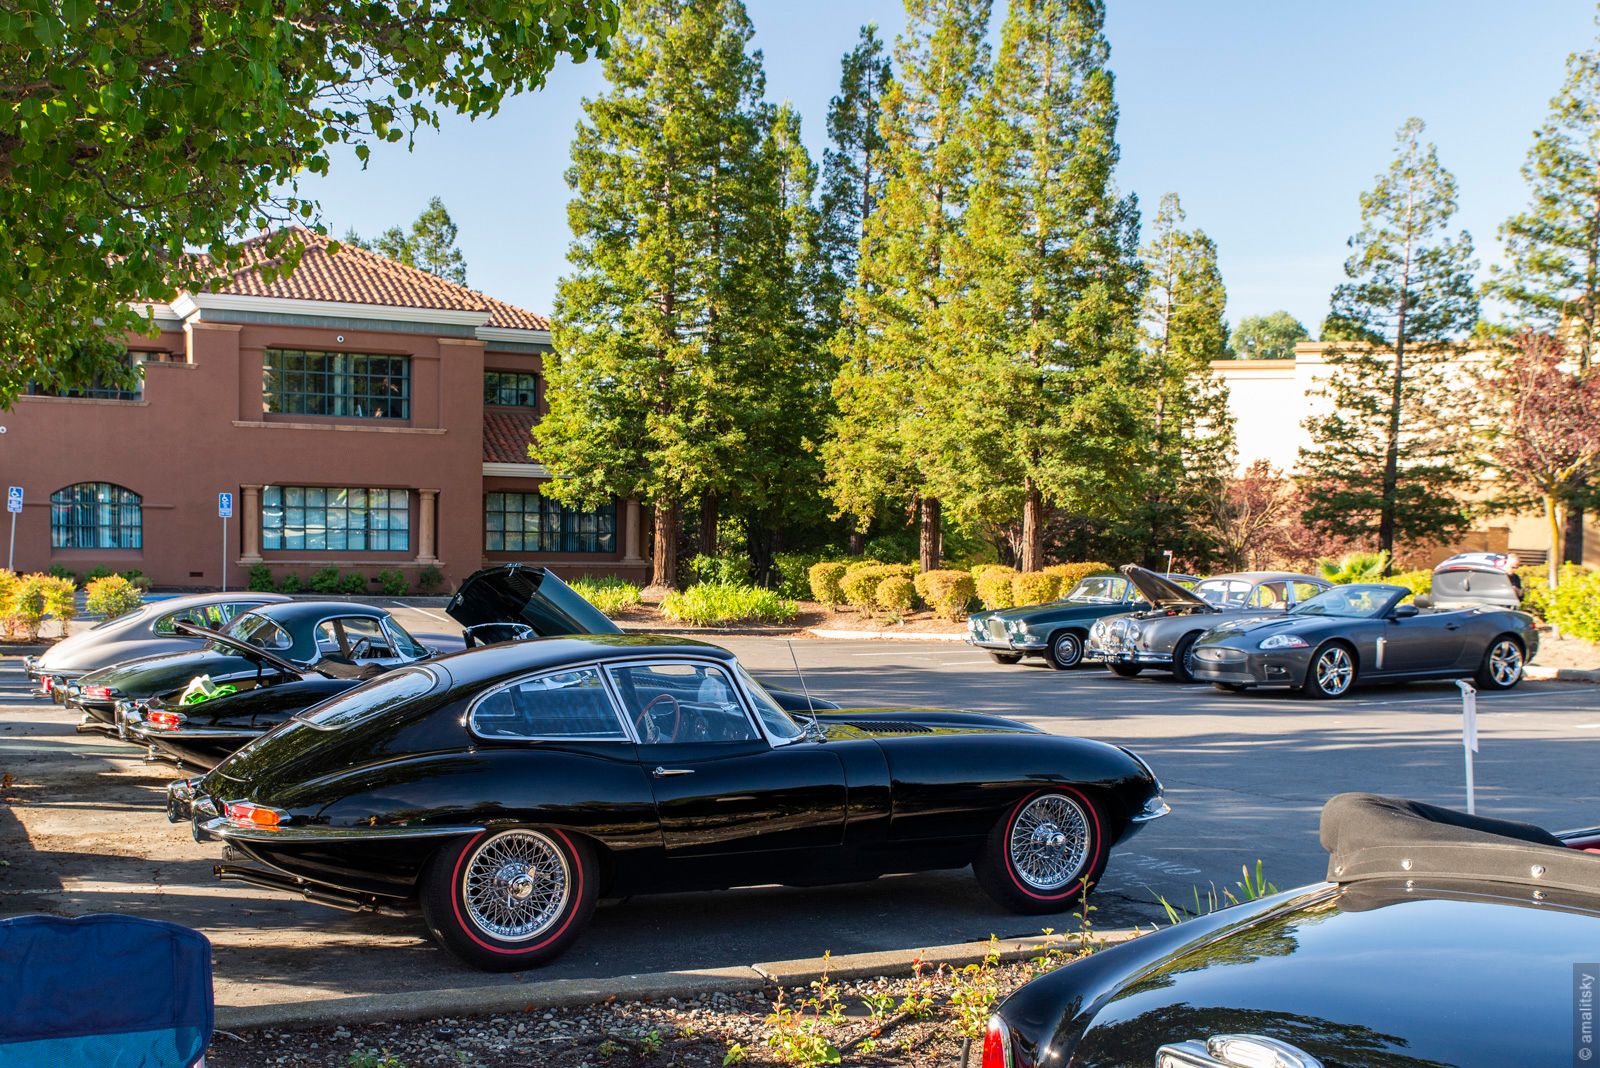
[{"x1": 785, "y1": 639, "x2": 823, "y2": 739}]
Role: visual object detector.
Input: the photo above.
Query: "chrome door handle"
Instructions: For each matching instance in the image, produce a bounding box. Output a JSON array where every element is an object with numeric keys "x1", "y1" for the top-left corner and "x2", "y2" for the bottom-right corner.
[
  {"x1": 652, "y1": 767, "x2": 694, "y2": 778},
  {"x1": 1446, "y1": 623, "x2": 1460, "y2": 630}
]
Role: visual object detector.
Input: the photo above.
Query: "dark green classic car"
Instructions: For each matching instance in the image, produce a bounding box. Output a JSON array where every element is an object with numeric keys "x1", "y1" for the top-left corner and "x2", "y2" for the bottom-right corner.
[{"x1": 967, "y1": 572, "x2": 1197, "y2": 670}]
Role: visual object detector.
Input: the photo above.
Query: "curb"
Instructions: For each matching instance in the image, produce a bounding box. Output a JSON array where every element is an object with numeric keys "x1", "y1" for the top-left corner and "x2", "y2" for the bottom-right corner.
[
  {"x1": 214, "y1": 928, "x2": 1144, "y2": 1032},
  {"x1": 807, "y1": 628, "x2": 968, "y2": 642},
  {"x1": 1527, "y1": 665, "x2": 1600, "y2": 684}
]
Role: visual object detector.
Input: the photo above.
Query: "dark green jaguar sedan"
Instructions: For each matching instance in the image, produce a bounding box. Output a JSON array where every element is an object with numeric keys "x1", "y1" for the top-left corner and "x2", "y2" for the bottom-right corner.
[{"x1": 967, "y1": 572, "x2": 1196, "y2": 670}]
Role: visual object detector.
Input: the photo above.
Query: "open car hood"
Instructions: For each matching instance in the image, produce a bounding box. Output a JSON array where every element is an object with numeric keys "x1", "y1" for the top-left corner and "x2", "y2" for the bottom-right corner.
[
  {"x1": 1121, "y1": 564, "x2": 1209, "y2": 609},
  {"x1": 171, "y1": 619, "x2": 306, "y2": 675},
  {"x1": 446, "y1": 564, "x2": 620, "y2": 639}
]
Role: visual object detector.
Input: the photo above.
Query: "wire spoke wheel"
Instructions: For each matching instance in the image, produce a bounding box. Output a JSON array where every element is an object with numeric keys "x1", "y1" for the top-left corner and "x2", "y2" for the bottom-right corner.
[
  {"x1": 462, "y1": 830, "x2": 571, "y2": 942},
  {"x1": 1007, "y1": 794, "x2": 1091, "y2": 892},
  {"x1": 1488, "y1": 640, "x2": 1523, "y2": 687},
  {"x1": 1315, "y1": 646, "x2": 1353, "y2": 696}
]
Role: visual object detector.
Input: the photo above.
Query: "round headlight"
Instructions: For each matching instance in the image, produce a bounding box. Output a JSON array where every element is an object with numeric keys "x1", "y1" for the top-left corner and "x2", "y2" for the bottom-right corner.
[{"x1": 1126, "y1": 622, "x2": 1142, "y2": 639}]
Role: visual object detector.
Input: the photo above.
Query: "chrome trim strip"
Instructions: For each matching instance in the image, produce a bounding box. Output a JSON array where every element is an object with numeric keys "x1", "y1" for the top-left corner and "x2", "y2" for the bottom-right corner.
[
  {"x1": 1131, "y1": 798, "x2": 1172, "y2": 823},
  {"x1": 199, "y1": 818, "x2": 485, "y2": 844},
  {"x1": 132, "y1": 726, "x2": 264, "y2": 740}
]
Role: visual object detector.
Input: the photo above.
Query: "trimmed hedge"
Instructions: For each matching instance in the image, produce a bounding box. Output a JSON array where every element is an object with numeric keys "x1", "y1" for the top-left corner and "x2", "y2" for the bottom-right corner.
[
  {"x1": 840, "y1": 562, "x2": 916, "y2": 611},
  {"x1": 1387, "y1": 569, "x2": 1432, "y2": 598},
  {"x1": 1011, "y1": 571, "x2": 1061, "y2": 607},
  {"x1": 916, "y1": 569, "x2": 977, "y2": 620},
  {"x1": 86, "y1": 575, "x2": 143, "y2": 620},
  {"x1": 974, "y1": 565, "x2": 1019, "y2": 610},
  {"x1": 808, "y1": 562, "x2": 849, "y2": 606},
  {"x1": 1042, "y1": 561, "x2": 1114, "y2": 589},
  {"x1": 875, "y1": 575, "x2": 916, "y2": 613}
]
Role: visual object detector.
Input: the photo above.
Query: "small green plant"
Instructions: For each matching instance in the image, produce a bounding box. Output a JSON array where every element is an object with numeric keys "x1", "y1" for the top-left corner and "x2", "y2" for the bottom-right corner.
[
  {"x1": 375, "y1": 569, "x2": 410, "y2": 597},
  {"x1": 897, "y1": 953, "x2": 936, "y2": 1019},
  {"x1": 596, "y1": 1039, "x2": 622, "y2": 1059},
  {"x1": 416, "y1": 564, "x2": 444, "y2": 594},
  {"x1": 277, "y1": 574, "x2": 303, "y2": 594},
  {"x1": 309, "y1": 566, "x2": 343, "y2": 593},
  {"x1": 660, "y1": 582, "x2": 798, "y2": 627},
  {"x1": 247, "y1": 564, "x2": 275, "y2": 592},
  {"x1": 764, "y1": 953, "x2": 845, "y2": 1066},
  {"x1": 640, "y1": 1030, "x2": 663, "y2": 1055},
  {"x1": 723, "y1": 1044, "x2": 748, "y2": 1065},
  {"x1": 339, "y1": 571, "x2": 368, "y2": 595},
  {"x1": 345, "y1": 1051, "x2": 405, "y2": 1068},
  {"x1": 1156, "y1": 861, "x2": 1280, "y2": 924},
  {"x1": 85, "y1": 575, "x2": 142, "y2": 620},
  {"x1": 947, "y1": 936, "x2": 1004, "y2": 1041},
  {"x1": 571, "y1": 576, "x2": 644, "y2": 617}
]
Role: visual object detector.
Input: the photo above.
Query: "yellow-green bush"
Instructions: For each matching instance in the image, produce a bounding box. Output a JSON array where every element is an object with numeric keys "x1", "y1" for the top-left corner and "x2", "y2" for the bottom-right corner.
[
  {"x1": 875, "y1": 575, "x2": 916, "y2": 613},
  {"x1": 974, "y1": 565, "x2": 1019, "y2": 610},
  {"x1": 86, "y1": 574, "x2": 142, "y2": 620},
  {"x1": 1011, "y1": 571, "x2": 1061, "y2": 607},
  {"x1": 1041, "y1": 562, "x2": 1115, "y2": 590},
  {"x1": 570, "y1": 577, "x2": 643, "y2": 617},
  {"x1": 918, "y1": 569, "x2": 977, "y2": 620},
  {"x1": 1387, "y1": 569, "x2": 1432, "y2": 598},
  {"x1": 840, "y1": 563, "x2": 916, "y2": 611},
  {"x1": 659, "y1": 582, "x2": 798, "y2": 627},
  {"x1": 1551, "y1": 568, "x2": 1600, "y2": 641},
  {"x1": 808, "y1": 562, "x2": 849, "y2": 606}
]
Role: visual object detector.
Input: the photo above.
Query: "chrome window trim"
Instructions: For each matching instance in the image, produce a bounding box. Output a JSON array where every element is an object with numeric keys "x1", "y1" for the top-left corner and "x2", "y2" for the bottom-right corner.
[
  {"x1": 466, "y1": 662, "x2": 636, "y2": 745},
  {"x1": 601, "y1": 654, "x2": 793, "y2": 750},
  {"x1": 381, "y1": 617, "x2": 431, "y2": 661}
]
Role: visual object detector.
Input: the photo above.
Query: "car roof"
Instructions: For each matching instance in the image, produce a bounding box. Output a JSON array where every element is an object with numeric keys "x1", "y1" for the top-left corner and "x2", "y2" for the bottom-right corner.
[
  {"x1": 429, "y1": 632, "x2": 735, "y2": 688},
  {"x1": 144, "y1": 591, "x2": 291, "y2": 611},
  {"x1": 1205, "y1": 571, "x2": 1324, "y2": 584},
  {"x1": 244, "y1": 600, "x2": 390, "y2": 625}
]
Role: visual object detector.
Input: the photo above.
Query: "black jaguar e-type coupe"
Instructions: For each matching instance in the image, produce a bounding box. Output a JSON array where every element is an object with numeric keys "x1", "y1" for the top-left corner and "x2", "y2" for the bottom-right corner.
[
  {"x1": 169, "y1": 634, "x2": 1168, "y2": 971},
  {"x1": 973, "y1": 793, "x2": 1600, "y2": 1068}
]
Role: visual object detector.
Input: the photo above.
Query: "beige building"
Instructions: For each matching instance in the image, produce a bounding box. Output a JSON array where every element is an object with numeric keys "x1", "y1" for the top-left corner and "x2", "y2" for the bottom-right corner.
[{"x1": 1212, "y1": 341, "x2": 1599, "y2": 567}]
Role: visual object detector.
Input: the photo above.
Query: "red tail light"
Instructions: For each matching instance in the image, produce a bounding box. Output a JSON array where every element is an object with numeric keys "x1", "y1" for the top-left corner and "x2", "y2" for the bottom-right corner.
[
  {"x1": 146, "y1": 710, "x2": 187, "y2": 730},
  {"x1": 982, "y1": 1015, "x2": 1013, "y2": 1068},
  {"x1": 224, "y1": 802, "x2": 283, "y2": 828},
  {"x1": 81, "y1": 685, "x2": 113, "y2": 699},
  {"x1": 41, "y1": 676, "x2": 52, "y2": 692}
]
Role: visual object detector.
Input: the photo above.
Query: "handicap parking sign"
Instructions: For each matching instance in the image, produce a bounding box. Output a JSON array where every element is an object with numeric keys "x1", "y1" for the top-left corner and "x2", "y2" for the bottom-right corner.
[
  {"x1": 218, "y1": 492, "x2": 233, "y2": 519},
  {"x1": 6, "y1": 486, "x2": 21, "y2": 514}
]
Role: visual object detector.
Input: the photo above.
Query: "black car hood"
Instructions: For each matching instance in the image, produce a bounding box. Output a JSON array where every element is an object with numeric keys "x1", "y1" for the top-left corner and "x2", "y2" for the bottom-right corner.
[
  {"x1": 446, "y1": 564, "x2": 619, "y2": 638},
  {"x1": 1122, "y1": 564, "x2": 1210, "y2": 610}
]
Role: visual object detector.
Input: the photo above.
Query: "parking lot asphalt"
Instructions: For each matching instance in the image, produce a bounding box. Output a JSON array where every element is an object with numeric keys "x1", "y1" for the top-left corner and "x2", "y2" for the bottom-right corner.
[{"x1": 1, "y1": 621, "x2": 1596, "y2": 1009}]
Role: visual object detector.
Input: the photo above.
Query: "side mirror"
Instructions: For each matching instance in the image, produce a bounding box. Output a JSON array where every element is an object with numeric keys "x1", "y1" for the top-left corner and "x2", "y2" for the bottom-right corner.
[{"x1": 1391, "y1": 603, "x2": 1419, "y2": 619}]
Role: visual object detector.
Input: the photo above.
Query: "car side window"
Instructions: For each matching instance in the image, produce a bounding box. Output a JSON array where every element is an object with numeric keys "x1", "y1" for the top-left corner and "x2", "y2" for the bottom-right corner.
[
  {"x1": 313, "y1": 620, "x2": 346, "y2": 656},
  {"x1": 470, "y1": 667, "x2": 628, "y2": 742},
  {"x1": 1249, "y1": 582, "x2": 1289, "y2": 609},
  {"x1": 608, "y1": 662, "x2": 759, "y2": 745},
  {"x1": 1291, "y1": 582, "x2": 1323, "y2": 604},
  {"x1": 335, "y1": 617, "x2": 394, "y2": 660}
]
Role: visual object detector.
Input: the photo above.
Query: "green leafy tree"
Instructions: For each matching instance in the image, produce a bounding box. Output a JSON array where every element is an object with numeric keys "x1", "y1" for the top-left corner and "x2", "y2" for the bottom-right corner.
[
  {"x1": 540, "y1": 0, "x2": 785, "y2": 590},
  {"x1": 1230, "y1": 311, "x2": 1310, "y2": 360},
  {"x1": 824, "y1": 0, "x2": 993, "y2": 571},
  {"x1": 817, "y1": 23, "x2": 895, "y2": 330},
  {"x1": 345, "y1": 197, "x2": 469, "y2": 283},
  {"x1": 1131, "y1": 192, "x2": 1235, "y2": 564},
  {"x1": 1487, "y1": 15, "x2": 1600, "y2": 563},
  {"x1": 1300, "y1": 118, "x2": 1481, "y2": 558},
  {"x1": 931, "y1": 0, "x2": 1144, "y2": 571},
  {"x1": 0, "y1": 0, "x2": 617, "y2": 407}
]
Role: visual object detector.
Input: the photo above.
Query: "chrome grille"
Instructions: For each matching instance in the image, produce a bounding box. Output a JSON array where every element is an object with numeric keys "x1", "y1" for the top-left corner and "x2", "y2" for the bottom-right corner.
[{"x1": 987, "y1": 619, "x2": 1008, "y2": 642}]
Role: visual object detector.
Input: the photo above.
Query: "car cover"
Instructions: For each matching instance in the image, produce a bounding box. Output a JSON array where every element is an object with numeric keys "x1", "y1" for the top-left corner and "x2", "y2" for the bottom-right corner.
[
  {"x1": 0, "y1": 913, "x2": 212, "y2": 1067},
  {"x1": 446, "y1": 564, "x2": 620, "y2": 639}
]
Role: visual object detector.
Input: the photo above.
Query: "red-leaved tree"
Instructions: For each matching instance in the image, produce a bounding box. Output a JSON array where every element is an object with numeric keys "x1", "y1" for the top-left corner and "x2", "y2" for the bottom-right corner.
[{"x1": 1478, "y1": 332, "x2": 1600, "y2": 587}]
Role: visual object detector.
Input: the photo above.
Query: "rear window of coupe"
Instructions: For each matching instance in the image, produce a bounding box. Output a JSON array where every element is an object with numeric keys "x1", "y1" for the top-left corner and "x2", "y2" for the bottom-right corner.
[{"x1": 296, "y1": 667, "x2": 439, "y2": 730}]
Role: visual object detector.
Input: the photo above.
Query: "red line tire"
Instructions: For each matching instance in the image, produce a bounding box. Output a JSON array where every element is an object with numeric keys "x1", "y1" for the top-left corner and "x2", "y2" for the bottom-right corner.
[
  {"x1": 420, "y1": 827, "x2": 597, "y2": 972},
  {"x1": 973, "y1": 788, "x2": 1109, "y2": 914}
]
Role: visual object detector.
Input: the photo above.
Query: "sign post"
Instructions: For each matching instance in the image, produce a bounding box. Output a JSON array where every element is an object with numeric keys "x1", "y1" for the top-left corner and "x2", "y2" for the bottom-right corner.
[
  {"x1": 1456, "y1": 678, "x2": 1478, "y2": 814},
  {"x1": 1162, "y1": 549, "x2": 1174, "y2": 578},
  {"x1": 217, "y1": 492, "x2": 234, "y2": 592},
  {"x1": 6, "y1": 486, "x2": 21, "y2": 571}
]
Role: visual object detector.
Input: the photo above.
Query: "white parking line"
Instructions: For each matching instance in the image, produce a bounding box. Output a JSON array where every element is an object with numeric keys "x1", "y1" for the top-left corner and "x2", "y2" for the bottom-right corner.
[{"x1": 395, "y1": 602, "x2": 453, "y2": 625}]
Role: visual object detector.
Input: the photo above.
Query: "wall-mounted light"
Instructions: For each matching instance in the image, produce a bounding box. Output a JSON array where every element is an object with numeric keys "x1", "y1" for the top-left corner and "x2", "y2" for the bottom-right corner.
[{"x1": 335, "y1": 335, "x2": 345, "y2": 344}]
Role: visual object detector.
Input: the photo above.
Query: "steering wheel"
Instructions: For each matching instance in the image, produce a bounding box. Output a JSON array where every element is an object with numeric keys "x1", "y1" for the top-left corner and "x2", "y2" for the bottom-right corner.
[
  {"x1": 634, "y1": 693, "x2": 681, "y2": 744},
  {"x1": 347, "y1": 636, "x2": 375, "y2": 660}
]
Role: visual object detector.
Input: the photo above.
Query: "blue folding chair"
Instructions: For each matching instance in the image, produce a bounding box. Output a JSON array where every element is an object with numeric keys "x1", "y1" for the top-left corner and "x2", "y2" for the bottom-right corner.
[{"x1": 0, "y1": 914, "x2": 213, "y2": 1067}]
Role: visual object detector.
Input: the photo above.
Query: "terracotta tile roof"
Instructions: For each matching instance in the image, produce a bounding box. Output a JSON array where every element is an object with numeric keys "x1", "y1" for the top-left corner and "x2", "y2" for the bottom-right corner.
[
  {"x1": 194, "y1": 228, "x2": 551, "y2": 332},
  {"x1": 484, "y1": 410, "x2": 539, "y2": 464}
]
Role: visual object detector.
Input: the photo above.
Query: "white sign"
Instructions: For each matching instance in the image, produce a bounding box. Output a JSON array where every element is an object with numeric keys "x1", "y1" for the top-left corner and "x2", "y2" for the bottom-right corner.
[
  {"x1": 6, "y1": 486, "x2": 21, "y2": 514},
  {"x1": 217, "y1": 492, "x2": 233, "y2": 519}
]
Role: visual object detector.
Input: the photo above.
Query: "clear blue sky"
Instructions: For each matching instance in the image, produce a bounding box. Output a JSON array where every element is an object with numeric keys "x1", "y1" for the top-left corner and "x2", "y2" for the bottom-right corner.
[{"x1": 304, "y1": 0, "x2": 1597, "y2": 335}]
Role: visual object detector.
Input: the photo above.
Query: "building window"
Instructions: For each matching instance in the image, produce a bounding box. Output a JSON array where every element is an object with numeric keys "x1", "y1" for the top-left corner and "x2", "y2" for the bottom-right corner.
[
  {"x1": 29, "y1": 350, "x2": 155, "y2": 401},
  {"x1": 485, "y1": 492, "x2": 615, "y2": 554},
  {"x1": 263, "y1": 349, "x2": 410, "y2": 420},
  {"x1": 484, "y1": 371, "x2": 539, "y2": 408},
  {"x1": 50, "y1": 483, "x2": 143, "y2": 549},
  {"x1": 262, "y1": 487, "x2": 410, "y2": 552}
]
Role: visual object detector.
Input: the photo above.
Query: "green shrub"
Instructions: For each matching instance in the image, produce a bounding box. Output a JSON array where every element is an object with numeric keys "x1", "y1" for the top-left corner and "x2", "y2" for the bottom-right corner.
[
  {"x1": 339, "y1": 572, "x2": 368, "y2": 595},
  {"x1": 659, "y1": 582, "x2": 799, "y2": 627},
  {"x1": 1317, "y1": 551, "x2": 1390, "y2": 584},
  {"x1": 1041, "y1": 561, "x2": 1114, "y2": 590},
  {"x1": 247, "y1": 564, "x2": 276, "y2": 592},
  {"x1": 1513, "y1": 565, "x2": 1594, "y2": 620},
  {"x1": 686, "y1": 552, "x2": 751, "y2": 586},
  {"x1": 4, "y1": 572, "x2": 49, "y2": 640},
  {"x1": 974, "y1": 565, "x2": 1019, "y2": 610},
  {"x1": 875, "y1": 575, "x2": 916, "y2": 613},
  {"x1": 416, "y1": 564, "x2": 444, "y2": 594},
  {"x1": 916, "y1": 569, "x2": 977, "y2": 621},
  {"x1": 1387, "y1": 569, "x2": 1432, "y2": 598},
  {"x1": 571, "y1": 576, "x2": 643, "y2": 617},
  {"x1": 85, "y1": 575, "x2": 141, "y2": 620},
  {"x1": 84, "y1": 565, "x2": 115, "y2": 581},
  {"x1": 841, "y1": 563, "x2": 916, "y2": 611},
  {"x1": 47, "y1": 564, "x2": 75, "y2": 581},
  {"x1": 308, "y1": 566, "x2": 342, "y2": 593},
  {"x1": 375, "y1": 569, "x2": 410, "y2": 597},
  {"x1": 1551, "y1": 568, "x2": 1600, "y2": 641},
  {"x1": 122, "y1": 571, "x2": 153, "y2": 592},
  {"x1": 774, "y1": 552, "x2": 829, "y2": 600},
  {"x1": 40, "y1": 574, "x2": 76, "y2": 633},
  {"x1": 1011, "y1": 572, "x2": 1062, "y2": 607},
  {"x1": 277, "y1": 574, "x2": 303, "y2": 594},
  {"x1": 808, "y1": 562, "x2": 849, "y2": 606}
]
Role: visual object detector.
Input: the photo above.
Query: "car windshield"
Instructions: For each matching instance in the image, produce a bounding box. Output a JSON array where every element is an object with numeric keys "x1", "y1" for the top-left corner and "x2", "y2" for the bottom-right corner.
[
  {"x1": 1195, "y1": 579, "x2": 1251, "y2": 607},
  {"x1": 1292, "y1": 585, "x2": 1395, "y2": 619},
  {"x1": 211, "y1": 611, "x2": 292, "y2": 652},
  {"x1": 1066, "y1": 576, "x2": 1128, "y2": 604},
  {"x1": 736, "y1": 664, "x2": 804, "y2": 743}
]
